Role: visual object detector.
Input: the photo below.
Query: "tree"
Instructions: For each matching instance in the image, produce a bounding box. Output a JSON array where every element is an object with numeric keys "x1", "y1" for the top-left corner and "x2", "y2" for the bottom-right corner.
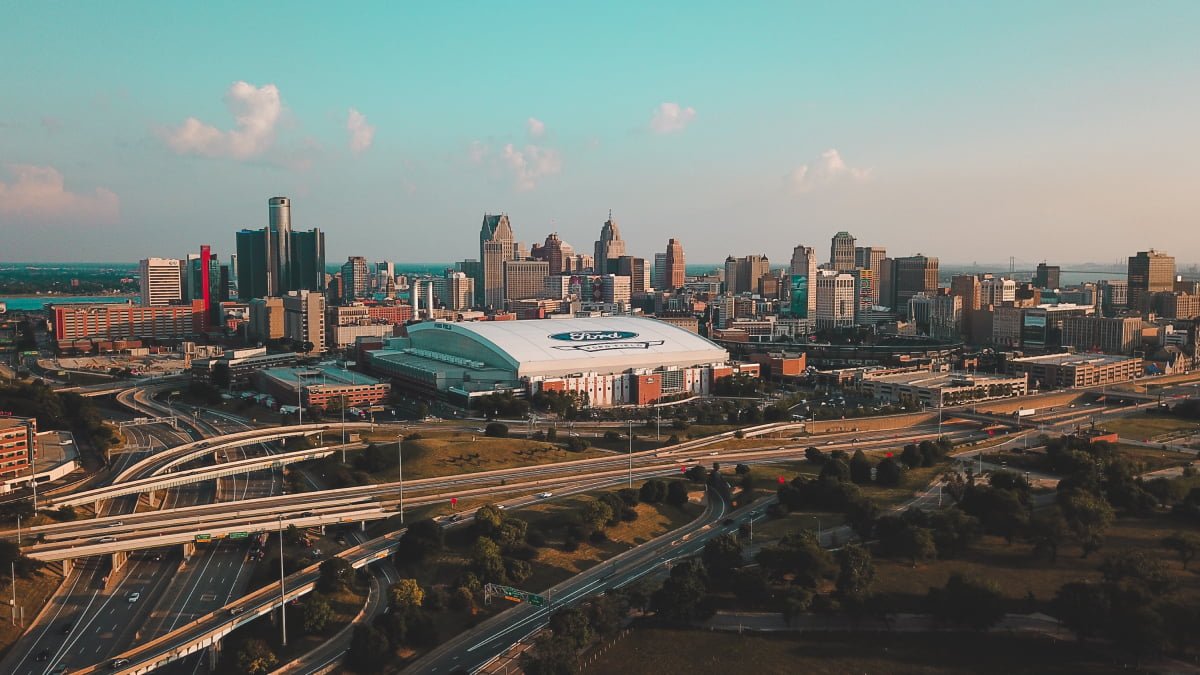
[
  {"x1": 1161, "y1": 531, "x2": 1200, "y2": 570},
  {"x1": 484, "y1": 422, "x2": 509, "y2": 438},
  {"x1": 835, "y1": 543, "x2": 874, "y2": 605},
  {"x1": 849, "y1": 450, "x2": 873, "y2": 484},
  {"x1": 1061, "y1": 490, "x2": 1114, "y2": 558},
  {"x1": 805, "y1": 447, "x2": 826, "y2": 464},
  {"x1": 927, "y1": 509, "x2": 981, "y2": 559},
  {"x1": 756, "y1": 531, "x2": 833, "y2": 588},
  {"x1": 548, "y1": 606, "x2": 592, "y2": 650},
  {"x1": 471, "y1": 536, "x2": 507, "y2": 583},
  {"x1": 927, "y1": 573, "x2": 1005, "y2": 631},
  {"x1": 395, "y1": 518, "x2": 443, "y2": 564},
  {"x1": 651, "y1": 560, "x2": 710, "y2": 623},
  {"x1": 875, "y1": 457, "x2": 904, "y2": 486},
  {"x1": 318, "y1": 557, "x2": 353, "y2": 593},
  {"x1": 702, "y1": 534, "x2": 744, "y2": 580},
  {"x1": 639, "y1": 479, "x2": 667, "y2": 504},
  {"x1": 582, "y1": 499, "x2": 614, "y2": 530},
  {"x1": 685, "y1": 465, "x2": 707, "y2": 482},
  {"x1": 1027, "y1": 508, "x2": 1068, "y2": 563},
  {"x1": 390, "y1": 578, "x2": 425, "y2": 611},
  {"x1": 303, "y1": 593, "x2": 334, "y2": 634},
  {"x1": 284, "y1": 523, "x2": 304, "y2": 545},
  {"x1": 236, "y1": 639, "x2": 278, "y2": 675},
  {"x1": 1099, "y1": 550, "x2": 1174, "y2": 596},
  {"x1": 897, "y1": 526, "x2": 937, "y2": 567},
  {"x1": 899, "y1": 443, "x2": 922, "y2": 469},
  {"x1": 666, "y1": 480, "x2": 690, "y2": 507},
  {"x1": 522, "y1": 634, "x2": 578, "y2": 675},
  {"x1": 819, "y1": 459, "x2": 850, "y2": 483},
  {"x1": 780, "y1": 587, "x2": 814, "y2": 626},
  {"x1": 1053, "y1": 581, "x2": 1111, "y2": 640},
  {"x1": 347, "y1": 624, "x2": 391, "y2": 673},
  {"x1": 959, "y1": 486, "x2": 1028, "y2": 543},
  {"x1": 474, "y1": 504, "x2": 504, "y2": 537}
]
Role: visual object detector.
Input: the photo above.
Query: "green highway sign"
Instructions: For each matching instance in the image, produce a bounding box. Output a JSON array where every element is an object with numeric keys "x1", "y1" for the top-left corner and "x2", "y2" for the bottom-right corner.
[
  {"x1": 528, "y1": 594, "x2": 546, "y2": 606},
  {"x1": 229, "y1": 532, "x2": 248, "y2": 540},
  {"x1": 194, "y1": 534, "x2": 212, "y2": 542}
]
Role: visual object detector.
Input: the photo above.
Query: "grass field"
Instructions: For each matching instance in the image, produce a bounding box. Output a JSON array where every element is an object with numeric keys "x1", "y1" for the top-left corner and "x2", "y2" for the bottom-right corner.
[
  {"x1": 0, "y1": 567, "x2": 65, "y2": 658},
  {"x1": 869, "y1": 515, "x2": 1200, "y2": 614},
  {"x1": 588, "y1": 629, "x2": 1129, "y2": 674},
  {"x1": 1101, "y1": 413, "x2": 1200, "y2": 441}
]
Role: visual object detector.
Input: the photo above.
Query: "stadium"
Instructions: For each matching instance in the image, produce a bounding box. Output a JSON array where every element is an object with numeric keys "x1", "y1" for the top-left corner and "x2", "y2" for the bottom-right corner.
[{"x1": 366, "y1": 316, "x2": 755, "y2": 406}]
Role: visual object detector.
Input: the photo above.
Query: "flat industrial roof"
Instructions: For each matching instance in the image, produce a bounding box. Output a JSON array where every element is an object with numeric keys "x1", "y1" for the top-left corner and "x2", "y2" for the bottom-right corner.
[{"x1": 1010, "y1": 353, "x2": 1139, "y2": 367}]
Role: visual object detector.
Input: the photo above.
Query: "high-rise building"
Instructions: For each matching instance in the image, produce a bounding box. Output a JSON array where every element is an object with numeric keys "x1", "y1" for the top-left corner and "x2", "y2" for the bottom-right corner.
[
  {"x1": 980, "y1": 277, "x2": 1017, "y2": 306},
  {"x1": 282, "y1": 290, "x2": 325, "y2": 353},
  {"x1": 600, "y1": 275, "x2": 632, "y2": 304},
  {"x1": 0, "y1": 417, "x2": 38, "y2": 480},
  {"x1": 788, "y1": 245, "x2": 819, "y2": 318},
  {"x1": 289, "y1": 228, "x2": 326, "y2": 292},
  {"x1": 1034, "y1": 263, "x2": 1061, "y2": 290},
  {"x1": 531, "y1": 233, "x2": 574, "y2": 276},
  {"x1": 616, "y1": 256, "x2": 650, "y2": 294},
  {"x1": 236, "y1": 228, "x2": 274, "y2": 300},
  {"x1": 950, "y1": 275, "x2": 982, "y2": 312},
  {"x1": 724, "y1": 255, "x2": 769, "y2": 295},
  {"x1": 815, "y1": 270, "x2": 856, "y2": 328},
  {"x1": 480, "y1": 214, "x2": 517, "y2": 308},
  {"x1": 1061, "y1": 316, "x2": 1142, "y2": 354},
  {"x1": 139, "y1": 257, "x2": 182, "y2": 307},
  {"x1": 653, "y1": 253, "x2": 668, "y2": 291},
  {"x1": 593, "y1": 213, "x2": 626, "y2": 274},
  {"x1": 248, "y1": 297, "x2": 285, "y2": 342},
  {"x1": 664, "y1": 239, "x2": 686, "y2": 291},
  {"x1": 892, "y1": 255, "x2": 939, "y2": 311},
  {"x1": 269, "y1": 196, "x2": 292, "y2": 292},
  {"x1": 341, "y1": 256, "x2": 370, "y2": 301},
  {"x1": 503, "y1": 259, "x2": 550, "y2": 302},
  {"x1": 854, "y1": 246, "x2": 886, "y2": 304},
  {"x1": 830, "y1": 231, "x2": 856, "y2": 272},
  {"x1": 851, "y1": 268, "x2": 874, "y2": 313},
  {"x1": 1127, "y1": 249, "x2": 1175, "y2": 313},
  {"x1": 434, "y1": 271, "x2": 475, "y2": 311},
  {"x1": 1098, "y1": 279, "x2": 1128, "y2": 316},
  {"x1": 931, "y1": 294, "x2": 963, "y2": 340}
]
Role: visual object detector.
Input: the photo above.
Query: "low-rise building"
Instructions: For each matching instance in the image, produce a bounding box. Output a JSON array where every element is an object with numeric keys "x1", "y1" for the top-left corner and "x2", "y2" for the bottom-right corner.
[
  {"x1": 0, "y1": 416, "x2": 37, "y2": 479},
  {"x1": 860, "y1": 371, "x2": 1028, "y2": 408},
  {"x1": 1008, "y1": 352, "x2": 1142, "y2": 388},
  {"x1": 256, "y1": 364, "x2": 391, "y2": 411},
  {"x1": 191, "y1": 346, "x2": 299, "y2": 388}
]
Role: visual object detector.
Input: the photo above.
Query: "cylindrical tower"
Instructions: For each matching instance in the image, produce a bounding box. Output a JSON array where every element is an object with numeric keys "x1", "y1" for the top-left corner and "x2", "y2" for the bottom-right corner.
[{"x1": 269, "y1": 197, "x2": 292, "y2": 292}]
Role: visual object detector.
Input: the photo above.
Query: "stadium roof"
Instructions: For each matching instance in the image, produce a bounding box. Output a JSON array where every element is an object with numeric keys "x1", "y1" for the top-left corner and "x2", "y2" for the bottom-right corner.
[{"x1": 406, "y1": 316, "x2": 729, "y2": 379}]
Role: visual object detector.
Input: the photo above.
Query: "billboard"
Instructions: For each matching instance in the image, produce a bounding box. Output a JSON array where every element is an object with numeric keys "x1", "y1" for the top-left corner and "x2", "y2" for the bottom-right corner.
[{"x1": 788, "y1": 275, "x2": 809, "y2": 318}]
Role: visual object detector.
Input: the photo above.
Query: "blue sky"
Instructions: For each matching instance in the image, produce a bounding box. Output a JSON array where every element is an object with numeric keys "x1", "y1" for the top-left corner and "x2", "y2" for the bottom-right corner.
[{"x1": 1, "y1": 1, "x2": 1198, "y2": 265}]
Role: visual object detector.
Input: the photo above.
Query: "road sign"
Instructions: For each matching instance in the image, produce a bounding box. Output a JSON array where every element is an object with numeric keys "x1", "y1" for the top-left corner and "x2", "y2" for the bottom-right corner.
[
  {"x1": 485, "y1": 583, "x2": 546, "y2": 607},
  {"x1": 229, "y1": 532, "x2": 248, "y2": 540},
  {"x1": 194, "y1": 534, "x2": 212, "y2": 542}
]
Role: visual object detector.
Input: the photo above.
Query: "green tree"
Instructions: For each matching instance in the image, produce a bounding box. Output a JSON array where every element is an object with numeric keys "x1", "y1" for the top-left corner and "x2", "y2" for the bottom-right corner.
[
  {"x1": 651, "y1": 560, "x2": 710, "y2": 623},
  {"x1": 835, "y1": 543, "x2": 875, "y2": 606},
  {"x1": 390, "y1": 578, "x2": 425, "y2": 611},
  {"x1": 639, "y1": 479, "x2": 667, "y2": 504},
  {"x1": 818, "y1": 459, "x2": 850, "y2": 483},
  {"x1": 474, "y1": 504, "x2": 504, "y2": 536},
  {"x1": 927, "y1": 573, "x2": 1005, "y2": 631},
  {"x1": 522, "y1": 634, "x2": 578, "y2": 675},
  {"x1": 701, "y1": 534, "x2": 744, "y2": 580},
  {"x1": 471, "y1": 536, "x2": 507, "y2": 583},
  {"x1": 897, "y1": 526, "x2": 937, "y2": 567},
  {"x1": 1161, "y1": 531, "x2": 1200, "y2": 570},
  {"x1": 484, "y1": 422, "x2": 508, "y2": 437},
  {"x1": 874, "y1": 457, "x2": 904, "y2": 486},
  {"x1": 1027, "y1": 507, "x2": 1068, "y2": 563},
  {"x1": 1053, "y1": 581, "x2": 1111, "y2": 640},
  {"x1": 236, "y1": 639, "x2": 278, "y2": 675},
  {"x1": 303, "y1": 593, "x2": 334, "y2": 634},
  {"x1": 755, "y1": 531, "x2": 833, "y2": 588},
  {"x1": 1061, "y1": 490, "x2": 1114, "y2": 558},
  {"x1": 318, "y1": 556, "x2": 353, "y2": 593},
  {"x1": 548, "y1": 606, "x2": 592, "y2": 650},
  {"x1": 347, "y1": 624, "x2": 391, "y2": 673},
  {"x1": 666, "y1": 481, "x2": 690, "y2": 507},
  {"x1": 849, "y1": 450, "x2": 873, "y2": 484},
  {"x1": 582, "y1": 499, "x2": 614, "y2": 530}
]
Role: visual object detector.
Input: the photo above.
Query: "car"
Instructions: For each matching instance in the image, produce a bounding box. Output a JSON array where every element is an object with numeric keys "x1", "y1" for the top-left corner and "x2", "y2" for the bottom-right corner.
[
  {"x1": 105, "y1": 521, "x2": 124, "y2": 528},
  {"x1": 496, "y1": 504, "x2": 506, "y2": 510},
  {"x1": 59, "y1": 621, "x2": 73, "y2": 634},
  {"x1": 446, "y1": 514, "x2": 462, "y2": 523},
  {"x1": 111, "y1": 658, "x2": 130, "y2": 669},
  {"x1": 708, "y1": 451, "x2": 719, "y2": 456},
  {"x1": 36, "y1": 649, "x2": 50, "y2": 661},
  {"x1": 825, "y1": 440, "x2": 835, "y2": 445},
  {"x1": 127, "y1": 591, "x2": 140, "y2": 603},
  {"x1": 151, "y1": 553, "x2": 163, "y2": 562},
  {"x1": 536, "y1": 492, "x2": 553, "y2": 499},
  {"x1": 299, "y1": 511, "x2": 314, "y2": 518},
  {"x1": 98, "y1": 536, "x2": 117, "y2": 543},
  {"x1": 228, "y1": 607, "x2": 245, "y2": 616}
]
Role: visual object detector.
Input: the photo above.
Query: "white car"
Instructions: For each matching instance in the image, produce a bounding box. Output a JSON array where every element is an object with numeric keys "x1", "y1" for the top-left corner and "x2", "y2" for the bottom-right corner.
[
  {"x1": 535, "y1": 492, "x2": 553, "y2": 499},
  {"x1": 127, "y1": 591, "x2": 140, "y2": 602}
]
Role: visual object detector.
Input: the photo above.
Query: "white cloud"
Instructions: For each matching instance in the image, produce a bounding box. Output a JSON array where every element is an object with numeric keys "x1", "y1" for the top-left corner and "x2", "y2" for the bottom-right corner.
[
  {"x1": 468, "y1": 141, "x2": 490, "y2": 165},
  {"x1": 790, "y1": 149, "x2": 870, "y2": 192},
  {"x1": 526, "y1": 117, "x2": 546, "y2": 139},
  {"x1": 346, "y1": 108, "x2": 375, "y2": 154},
  {"x1": 650, "y1": 102, "x2": 697, "y2": 134},
  {"x1": 164, "y1": 81, "x2": 282, "y2": 159},
  {"x1": 501, "y1": 143, "x2": 562, "y2": 191},
  {"x1": 0, "y1": 164, "x2": 119, "y2": 224}
]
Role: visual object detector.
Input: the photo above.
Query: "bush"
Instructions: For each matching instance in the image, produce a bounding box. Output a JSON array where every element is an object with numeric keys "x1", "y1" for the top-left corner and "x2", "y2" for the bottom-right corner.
[
  {"x1": 526, "y1": 529, "x2": 547, "y2": 548},
  {"x1": 566, "y1": 436, "x2": 590, "y2": 452},
  {"x1": 562, "y1": 536, "x2": 580, "y2": 552},
  {"x1": 603, "y1": 430, "x2": 621, "y2": 443},
  {"x1": 484, "y1": 422, "x2": 508, "y2": 438},
  {"x1": 589, "y1": 529, "x2": 608, "y2": 543},
  {"x1": 620, "y1": 506, "x2": 639, "y2": 522}
]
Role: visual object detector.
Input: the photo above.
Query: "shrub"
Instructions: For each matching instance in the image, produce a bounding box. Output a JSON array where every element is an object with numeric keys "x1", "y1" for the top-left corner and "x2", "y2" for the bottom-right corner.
[{"x1": 484, "y1": 422, "x2": 508, "y2": 438}]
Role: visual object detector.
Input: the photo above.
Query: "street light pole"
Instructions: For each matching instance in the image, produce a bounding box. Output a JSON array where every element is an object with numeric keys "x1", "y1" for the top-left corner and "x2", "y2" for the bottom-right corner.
[
  {"x1": 296, "y1": 374, "x2": 303, "y2": 426},
  {"x1": 10, "y1": 560, "x2": 16, "y2": 625},
  {"x1": 278, "y1": 515, "x2": 287, "y2": 647},
  {"x1": 341, "y1": 394, "x2": 347, "y2": 464},
  {"x1": 628, "y1": 420, "x2": 633, "y2": 488},
  {"x1": 397, "y1": 434, "x2": 404, "y2": 524}
]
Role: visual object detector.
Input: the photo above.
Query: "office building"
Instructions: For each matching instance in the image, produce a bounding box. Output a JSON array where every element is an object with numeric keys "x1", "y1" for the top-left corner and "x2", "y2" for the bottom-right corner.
[
  {"x1": 815, "y1": 270, "x2": 856, "y2": 329},
  {"x1": 980, "y1": 277, "x2": 1016, "y2": 306},
  {"x1": 1034, "y1": 263, "x2": 1061, "y2": 290},
  {"x1": 1098, "y1": 279, "x2": 1128, "y2": 316},
  {"x1": 1158, "y1": 292, "x2": 1200, "y2": 320},
  {"x1": 664, "y1": 239, "x2": 686, "y2": 290},
  {"x1": 830, "y1": 231, "x2": 856, "y2": 271},
  {"x1": 0, "y1": 417, "x2": 38, "y2": 479},
  {"x1": 724, "y1": 254, "x2": 770, "y2": 295},
  {"x1": 615, "y1": 256, "x2": 650, "y2": 294},
  {"x1": 1061, "y1": 316, "x2": 1142, "y2": 354},
  {"x1": 51, "y1": 301, "x2": 203, "y2": 342},
  {"x1": 892, "y1": 255, "x2": 939, "y2": 310},
  {"x1": 480, "y1": 214, "x2": 518, "y2": 308},
  {"x1": 530, "y1": 233, "x2": 574, "y2": 276},
  {"x1": 931, "y1": 294, "x2": 963, "y2": 340},
  {"x1": 139, "y1": 257, "x2": 182, "y2": 307},
  {"x1": 434, "y1": 271, "x2": 476, "y2": 311},
  {"x1": 1128, "y1": 249, "x2": 1175, "y2": 313},
  {"x1": 341, "y1": 256, "x2": 370, "y2": 301},
  {"x1": 283, "y1": 290, "x2": 326, "y2": 353},
  {"x1": 653, "y1": 253, "x2": 668, "y2": 291},
  {"x1": 235, "y1": 227, "x2": 274, "y2": 299},
  {"x1": 855, "y1": 246, "x2": 887, "y2": 304},
  {"x1": 786, "y1": 245, "x2": 819, "y2": 318},
  {"x1": 289, "y1": 228, "x2": 326, "y2": 292},
  {"x1": 593, "y1": 212, "x2": 627, "y2": 274},
  {"x1": 269, "y1": 196, "x2": 292, "y2": 291},
  {"x1": 248, "y1": 297, "x2": 285, "y2": 342},
  {"x1": 504, "y1": 259, "x2": 550, "y2": 302},
  {"x1": 950, "y1": 275, "x2": 982, "y2": 312}
]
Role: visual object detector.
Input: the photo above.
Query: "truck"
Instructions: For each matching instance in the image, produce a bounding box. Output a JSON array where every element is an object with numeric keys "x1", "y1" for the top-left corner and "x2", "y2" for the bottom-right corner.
[{"x1": 1014, "y1": 408, "x2": 1036, "y2": 418}]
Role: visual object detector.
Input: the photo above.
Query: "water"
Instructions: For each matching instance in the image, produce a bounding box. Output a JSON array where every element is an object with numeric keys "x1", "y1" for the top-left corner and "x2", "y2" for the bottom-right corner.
[{"x1": 0, "y1": 295, "x2": 137, "y2": 311}]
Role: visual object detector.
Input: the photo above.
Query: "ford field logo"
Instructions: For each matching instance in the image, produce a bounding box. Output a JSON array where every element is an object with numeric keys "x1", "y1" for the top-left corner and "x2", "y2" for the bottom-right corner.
[{"x1": 549, "y1": 330, "x2": 664, "y2": 352}]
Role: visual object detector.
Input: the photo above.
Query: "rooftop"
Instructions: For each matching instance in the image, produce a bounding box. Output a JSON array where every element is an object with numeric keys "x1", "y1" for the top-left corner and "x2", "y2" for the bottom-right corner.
[
  {"x1": 863, "y1": 370, "x2": 1025, "y2": 388},
  {"x1": 1010, "y1": 353, "x2": 1138, "y2": 367},
  {"x1": 260, "y1": 364, "x2": 382, "y2": 390}
]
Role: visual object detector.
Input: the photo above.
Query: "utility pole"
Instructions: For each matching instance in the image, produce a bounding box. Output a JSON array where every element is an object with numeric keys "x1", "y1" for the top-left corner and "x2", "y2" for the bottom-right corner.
[
  {"x1": 296, "y1": 373, "x2": 303, "y2": 426},
  {"x1": 10, "y1": 560, "x2": 17, "y2": 626},
  {"x1": 628, "y1": 420, "x2": 634, "y2": 488},
  {"x1": 340, "y1": 394, "x2": 347, "y2": 464},
  {"x1": 278, "y1": 515, "x2": 287, "y2": 647},
  {"x1": 398, "y1": 434, "x2": 404, "y2": 524}
]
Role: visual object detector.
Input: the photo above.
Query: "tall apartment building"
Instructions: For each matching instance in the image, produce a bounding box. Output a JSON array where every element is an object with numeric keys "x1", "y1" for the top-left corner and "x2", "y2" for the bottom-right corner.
[
  {"x1": 830, "y1": 231, "x2": 856, "y2": 272},
  {"x1": 434, "y1": 271, "x2": 476, "y2": 311},
  {"x1": 891, "y1": 255, "x2": 939, "y2": 310},
  {"x1": 282, "y1": 290, "x2": 326, "y2": 353},
  {"x1": 480, "y1": 214, "x2": 518, "y2": 308},
  {"x1": 663, "y1": 239, "x2": 686, "y2": 290},
  {"x1": 503, "y1": 259, "x2": 550, "y2": 302},
  {"x1": 854, "y1": 246, "x2": 887, "y2": 304},
  {"x1": 52, "y1": 301, "x2": 203, "y2": 342},
  {"x1": 0, "y1": 416, "x2": 37, "y2": 479},
  {"x1": 1034, "y1": 263, "x2": 1061, "y2": 290},
  {"x1": 1128, "y1": 249, "x2": 1176, "y2": 313},
  {"x1": 950, "y1": 275, "x2": 982, "y2": 312},
  {"x1": 248, "y1": 297, "x2": 285, "y2": 342},
  {"x1": 815, "y1": 270, "x2": 856, "y2": 329},
  {"x1": 1061, "y1": 316, "x2": 1142, "y2": 354},
  {"x1": 593, "y1": 213, "x2": 627, "y2": 274},
  {"x1": 341, "y1": 256, "x2": 370, "y2": 301},
  {"x1": 139, "y1": 257, "x2": 182, "y2": 307}
]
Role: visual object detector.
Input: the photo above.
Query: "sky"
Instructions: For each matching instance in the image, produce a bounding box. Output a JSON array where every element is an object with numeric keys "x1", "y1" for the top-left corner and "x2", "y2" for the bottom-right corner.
[{"x1": 1, "y1": 1, "x2": 1198, "y2": 266}]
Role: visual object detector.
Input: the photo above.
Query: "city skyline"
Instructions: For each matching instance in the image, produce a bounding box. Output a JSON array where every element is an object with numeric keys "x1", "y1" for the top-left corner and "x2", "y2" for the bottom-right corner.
[{"x1": 2, "y1": 2, "x2": 1199, "y2": 264}]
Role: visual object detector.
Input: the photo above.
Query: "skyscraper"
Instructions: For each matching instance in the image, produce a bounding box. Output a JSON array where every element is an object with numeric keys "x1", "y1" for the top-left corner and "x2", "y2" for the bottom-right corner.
[
  {"x1": 341, "y1": 256, "x2": 370, "y2": 301},
  {"x1": 1034, "y1": 262, "x2": 1061, "y2": 290},
  {"x1": 830, "y1": 231, "x2": 856, "y2": 272},
  {"x1": 892, "y1": 255, "x2": 940, "y2": 310},
  {"x1": 480, "y1": 214, "x2": 517, "y2": 309},
  {"x1": 815, "y1": 270, "x2": 856, "y2": 328},
  {"x1": 235, "y1": 227, "x2": 274, "y2": 300},
  {"x1": 282, "y1": 290, "x2": 325, "y2": 353},
  {"x1": 503, "y1": 259, "x2": 550, "y2": 301},
  {"x1": 616, "y1": 256, "x2": 650, "y2": 294},
  {"x1": 854, "y1": 246, "x2": 887, "y2": 304},
  {"x1": 269, "y1": 196, "x2": 292, "y2": 291},
  {"x1": 950, "y1": 274, "x2": 982, "y2": 312},
  {"x1": 788, "y1": 245, "x2": 819, "y2": 318},
  {"x1": 139, "y1": 257, "x2": 182, "y2": 307},
  {"x1": 289, "y1": 228, "x2": 326, "y2": 292},
  {"x1": 653, "y1": 253, "x2": 668, "y2": 291},
  {"x1": 1127, "y1": 249, "x2": 1175, "y2": 313},
  {"x1": 593, "y1": 212, "x2": 626, "y2": 274},
  {"x1": 664, "y1": 238, "x2": 686, "y2": 290},
  {"x1": 531, "y1": 233, "x2": 573, "y2": 275}
]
